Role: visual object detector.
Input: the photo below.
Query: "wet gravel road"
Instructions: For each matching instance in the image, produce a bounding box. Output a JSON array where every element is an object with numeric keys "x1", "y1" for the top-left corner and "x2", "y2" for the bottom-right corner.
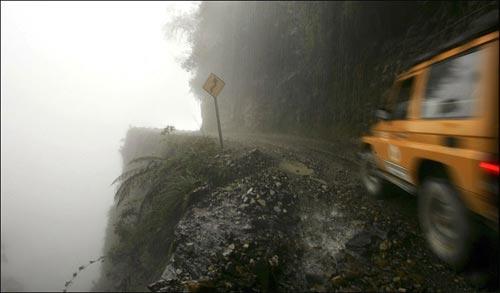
[{"x1": 148, "y1": 132, "x2": 498, "y2": 292}]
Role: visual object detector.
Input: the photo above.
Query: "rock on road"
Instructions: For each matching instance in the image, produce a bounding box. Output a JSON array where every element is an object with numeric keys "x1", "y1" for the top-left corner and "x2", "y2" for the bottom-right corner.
[{"x1": 148, "y1": 132, "x2": 497, "y2": 292}]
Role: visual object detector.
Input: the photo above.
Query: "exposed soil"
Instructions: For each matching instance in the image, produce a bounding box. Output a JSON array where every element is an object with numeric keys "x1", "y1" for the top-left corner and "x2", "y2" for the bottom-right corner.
[{"x1": 147, "y1": 133, "x2": 498, "y2": 292}]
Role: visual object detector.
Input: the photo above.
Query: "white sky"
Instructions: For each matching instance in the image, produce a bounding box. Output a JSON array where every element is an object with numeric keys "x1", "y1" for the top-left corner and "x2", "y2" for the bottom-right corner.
[{"x1": 1, "y1": 1, "x2": 200, "y2": 291}]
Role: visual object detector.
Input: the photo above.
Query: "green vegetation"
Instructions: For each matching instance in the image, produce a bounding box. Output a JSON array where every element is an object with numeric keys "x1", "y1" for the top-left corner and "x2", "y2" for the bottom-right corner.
[
  {"x1": 63, "y1": 256, "x2": 105, "y2": 292},
  {"x1": 169, "y1": 1, "x2": 497, "y2": 139},
  {"x1": 93, "y1": 3, "x2": 499, "y2": 291},
  {"x1": 94, "y1": 129, "x2": 223, "y2": 291}
]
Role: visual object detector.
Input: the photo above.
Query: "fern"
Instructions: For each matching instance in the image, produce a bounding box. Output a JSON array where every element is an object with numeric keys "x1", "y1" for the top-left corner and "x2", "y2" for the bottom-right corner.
[
  {"x1": 127, "y1": 155, "x2": 165, "y2": 166},
  {"x1": 100, "y1": 135, "x2": 223, "y2": 290},
  {"x1": 113, "y1": 158, "x2": 169, "y2": 206},
  {"x1": 111, "y1": 135, "x2": 218, "y2": 222},
  {"x1": 113, "y1": 155, "x2": 179, "y2": 215},
  {"x1": 111, "y1": 165, "x2": 151, "y2": 186},
  {"x1": 114, "y1": 167, "x2": 155, "y2": 206}
]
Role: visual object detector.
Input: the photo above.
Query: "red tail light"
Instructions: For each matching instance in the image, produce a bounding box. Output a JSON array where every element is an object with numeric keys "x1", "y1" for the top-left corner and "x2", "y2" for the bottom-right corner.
[{"x1": 480, "y1": 162, "x2": 500, "y2": 176}]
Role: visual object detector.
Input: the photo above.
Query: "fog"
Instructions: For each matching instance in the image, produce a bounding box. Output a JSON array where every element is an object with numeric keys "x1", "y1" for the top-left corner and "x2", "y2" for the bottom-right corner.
[{"x1": 1, "y1": 1, "x2": 200, "y2": 291}]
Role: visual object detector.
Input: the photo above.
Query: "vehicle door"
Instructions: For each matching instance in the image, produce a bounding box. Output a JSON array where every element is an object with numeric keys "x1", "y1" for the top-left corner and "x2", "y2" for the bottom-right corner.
[{"x1": 384, "y1": 75, "x2": 420, "y2": 184}]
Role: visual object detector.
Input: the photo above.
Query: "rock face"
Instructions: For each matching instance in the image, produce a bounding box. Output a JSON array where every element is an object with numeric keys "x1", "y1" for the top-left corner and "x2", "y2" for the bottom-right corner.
[
  {"x1": 145, "y1": 148, "x2": 360, "y2": 292},
  {"x1": 182, "y1": 2, "x2": 496, "y2": 139},
  {"x1": 149, "y1": 166, "x2": 306, "y2": 292}
]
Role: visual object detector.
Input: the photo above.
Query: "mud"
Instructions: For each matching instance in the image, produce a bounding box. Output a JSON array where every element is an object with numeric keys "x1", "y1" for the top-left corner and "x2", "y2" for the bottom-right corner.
[{"x1": 147, "y1": 133, "x2": 497, "y2": 292}]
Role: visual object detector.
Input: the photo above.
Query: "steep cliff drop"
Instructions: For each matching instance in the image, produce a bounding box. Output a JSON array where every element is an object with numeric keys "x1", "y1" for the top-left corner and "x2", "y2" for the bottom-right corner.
[{"x1": 95, "y1": 128, "x2": 488, "y2": 292}]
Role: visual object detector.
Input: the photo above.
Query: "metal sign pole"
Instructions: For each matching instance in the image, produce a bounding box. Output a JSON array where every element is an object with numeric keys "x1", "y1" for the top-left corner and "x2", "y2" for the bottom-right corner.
[
  {"x1": 213, "y1": 96, "x2": 224, "y2": 149},
  {"x1": 202, "y1": 73, "x2": 225, "y2": 150}
]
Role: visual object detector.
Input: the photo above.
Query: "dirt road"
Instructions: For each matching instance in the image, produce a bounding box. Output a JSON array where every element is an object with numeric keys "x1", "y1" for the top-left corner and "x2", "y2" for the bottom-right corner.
[{"x1": 148, "y1": 132, "x2": 497, "y2": 292}]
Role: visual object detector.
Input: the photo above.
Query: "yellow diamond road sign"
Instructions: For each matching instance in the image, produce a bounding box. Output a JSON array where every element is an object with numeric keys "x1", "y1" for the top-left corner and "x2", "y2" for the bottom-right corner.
[{"x1": 203, "y1": 73, "x2": 225, "y2": 98}]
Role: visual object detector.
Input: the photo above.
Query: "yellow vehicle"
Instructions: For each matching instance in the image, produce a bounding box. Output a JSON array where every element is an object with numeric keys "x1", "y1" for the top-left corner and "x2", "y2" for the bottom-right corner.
[{"x1": 360, "y1": 15, "x2": 498, "y2": 270}]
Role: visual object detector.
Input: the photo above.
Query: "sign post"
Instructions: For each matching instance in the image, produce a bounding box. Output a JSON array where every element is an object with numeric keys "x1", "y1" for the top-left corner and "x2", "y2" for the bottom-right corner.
[{"x1": 203, "y1": 73, "x2": 226, "y2": 149}]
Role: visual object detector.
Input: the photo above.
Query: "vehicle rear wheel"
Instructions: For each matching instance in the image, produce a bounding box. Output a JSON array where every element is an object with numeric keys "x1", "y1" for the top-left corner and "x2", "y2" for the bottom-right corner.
[
  {"x1": 418, "y1": 178, "x2": 472, "y2": 270},
  {"x1": 360, "y1": 150, "x2": 387, "y2": 198}
]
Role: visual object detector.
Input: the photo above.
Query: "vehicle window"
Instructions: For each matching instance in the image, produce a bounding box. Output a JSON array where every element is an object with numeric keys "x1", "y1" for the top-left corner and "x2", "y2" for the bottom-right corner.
[
  {"x1": 422, "y1": 49, "x2": 481, "y2": 119},
  {"x1": 391, "y1": 77, "x2": 414, "y2": 120}
]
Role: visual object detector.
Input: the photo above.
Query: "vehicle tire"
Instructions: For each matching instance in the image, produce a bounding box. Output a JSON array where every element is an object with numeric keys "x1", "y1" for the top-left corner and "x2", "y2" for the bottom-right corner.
[
  {"x1": 418, "y1": 178, "x2": 472, "y2": 271},
  {"x1": 360, "y1": 150, "x2": 388, "y2": 198}
]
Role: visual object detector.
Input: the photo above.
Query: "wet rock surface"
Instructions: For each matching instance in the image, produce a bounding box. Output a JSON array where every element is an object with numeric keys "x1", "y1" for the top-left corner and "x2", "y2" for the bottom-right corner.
[{"x1": 147, "y1": 134, "x2": 496, "y2": 292}]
